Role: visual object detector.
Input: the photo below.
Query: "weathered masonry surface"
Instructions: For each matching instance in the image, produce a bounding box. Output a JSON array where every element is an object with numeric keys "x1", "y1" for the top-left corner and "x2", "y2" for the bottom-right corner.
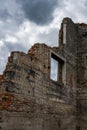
[{"x1": 0, "y1": 17, "x2": 87, "y2": 130}]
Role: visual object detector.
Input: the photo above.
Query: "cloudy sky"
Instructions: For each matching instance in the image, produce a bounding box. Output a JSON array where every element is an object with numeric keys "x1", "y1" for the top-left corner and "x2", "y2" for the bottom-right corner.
[{"x1": 0, "y1": 0, "x2": 87, "y2": 74}]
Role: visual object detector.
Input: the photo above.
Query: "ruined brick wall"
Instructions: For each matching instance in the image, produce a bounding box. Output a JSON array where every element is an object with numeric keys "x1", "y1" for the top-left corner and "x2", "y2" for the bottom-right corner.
[
  {"x1": 0, "y1": 75, "x2": 3, "y2": 82},
  {"x1": 59, "y1": 18, "x2": 77, "y2": 55},
  {"x1": 0, "y1": 42, "x2": 77, "y2": 130},
  {"x1": 58, "y1": 18, "x2": 77, "y2": 105},
  {"x1": 76, "y1": 23, "x2": 87, "y2": 130},
  {"x1": 0, "y1": 17, "x2": 87, "y2": 130}
]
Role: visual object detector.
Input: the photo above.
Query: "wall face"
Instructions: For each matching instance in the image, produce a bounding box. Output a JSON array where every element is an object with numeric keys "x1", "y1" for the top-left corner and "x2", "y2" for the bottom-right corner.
[
  {"x1": 0, "y1": 17, "x2": 87, "y2": 130},
  {"x1": 76, "y1": 24, "x2": 87, "y2": 130},
  {"x1": 0, "y1": 43, "x2": 77, "y2": 130}
]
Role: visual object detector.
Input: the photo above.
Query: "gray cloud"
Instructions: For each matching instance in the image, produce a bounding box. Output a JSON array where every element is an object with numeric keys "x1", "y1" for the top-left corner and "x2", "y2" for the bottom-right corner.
[
  {"x1": 37, "y1": 28, "x2": 58, "y2": 46},
  {"x1": 0, "y1": 9, "x2": 11, "y2": 21},
  {"x1": 5, "y1": 42, "x2": 27, "y2": 52},
  {"x1": 0, "y1": 0, "x2": 24, "y2": 25},
  {"x1": 17, "y1": 0, "x2": 58, "y2": 25}
]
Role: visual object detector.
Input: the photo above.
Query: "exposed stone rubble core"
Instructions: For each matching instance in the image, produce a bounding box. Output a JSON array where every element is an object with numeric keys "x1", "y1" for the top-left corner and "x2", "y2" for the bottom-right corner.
[{"x1": 0, "y1": 17, "x2": 87, "y2": 130}]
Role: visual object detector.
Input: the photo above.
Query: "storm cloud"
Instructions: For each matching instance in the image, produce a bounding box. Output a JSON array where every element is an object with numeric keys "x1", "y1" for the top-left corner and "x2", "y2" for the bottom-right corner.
[
  {"x1": 0, "y1": 9, "x2": 11, "y2": 21},
  {"x1": 17, "y1": 0, "x2": 58, "y2": 25}
]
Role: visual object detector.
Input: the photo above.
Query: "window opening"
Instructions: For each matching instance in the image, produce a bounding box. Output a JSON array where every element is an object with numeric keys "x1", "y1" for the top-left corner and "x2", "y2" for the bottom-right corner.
[
  {"x1": 86, "y1": 56, "x2": 87, "y2": 65},
  {"x1": 63, "y1": 23, "x2": 67, "y2": 44},
  {"x1": 50, "y1": 53, "x2": 64, "y2": 82},
  {"x1": 51, "y1": 57, "x2": 58, "y2": 81}
]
